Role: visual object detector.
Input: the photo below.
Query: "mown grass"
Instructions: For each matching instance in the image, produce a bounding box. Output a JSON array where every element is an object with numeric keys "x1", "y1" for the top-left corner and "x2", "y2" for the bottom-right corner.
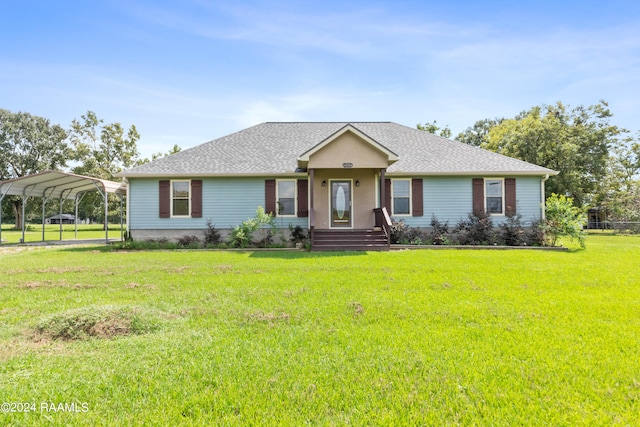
[
  {"x1": 0, "y1": 224, "x2": 123, "y2": 244},
  {"x1": 0, "y1": 235, "x2": 639, "y2": 425}
]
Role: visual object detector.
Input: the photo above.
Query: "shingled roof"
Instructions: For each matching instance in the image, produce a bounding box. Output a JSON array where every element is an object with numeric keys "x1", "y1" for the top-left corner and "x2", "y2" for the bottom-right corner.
[{"x1": 121, "y1": 122, "x2": 557, "y2": 177}]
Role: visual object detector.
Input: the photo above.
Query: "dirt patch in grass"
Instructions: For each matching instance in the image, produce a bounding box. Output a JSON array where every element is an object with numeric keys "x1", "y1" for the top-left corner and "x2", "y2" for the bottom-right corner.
[
  {"x1": 31, "y1": 306, "x2": 164, "y2": 341},
  {"x1": 165, "y1": 266, "x2": 191, "y2": 273},
  {"x1": 19, "y1": 281, "x2": 95, "y2": 290},
  {"x1": 35, "y1": 266, "x2": 88, "y2": 274},
  {"x1": 350, "y1": 302, "x2": 365, "y2": 317},
  {"x1": 124, "y1": 282, "x2": 157, "y2": 290},
  {"x1": 0, "y1": 337, "x2": 70, "y2": 361},
  {"x1": 0, "y1": 246, "x2": 34, "y2": 255},
  {"x1": 212, "y1": 264, "x2": 235, "y2": 274}
]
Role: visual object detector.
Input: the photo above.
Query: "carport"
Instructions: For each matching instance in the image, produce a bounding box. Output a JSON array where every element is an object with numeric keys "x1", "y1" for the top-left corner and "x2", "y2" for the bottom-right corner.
[{"x1": 0, "y1": 171, "x2": 127, "y2": 245}]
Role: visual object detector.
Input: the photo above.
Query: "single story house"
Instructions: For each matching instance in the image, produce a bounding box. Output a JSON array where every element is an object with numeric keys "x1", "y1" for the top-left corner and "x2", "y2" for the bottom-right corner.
[{"x1": 120, "y1": 122, "x2": 557, "y2": 250}]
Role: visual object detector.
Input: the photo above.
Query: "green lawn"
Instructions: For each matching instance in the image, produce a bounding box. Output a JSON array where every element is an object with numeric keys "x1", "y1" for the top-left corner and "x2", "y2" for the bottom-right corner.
[
  {"x1": 1, "y1": 235, "x2": 639, "y2": 426},
  {"x1": 0, "y1": 224, "x2": 123, "y2": 244}
]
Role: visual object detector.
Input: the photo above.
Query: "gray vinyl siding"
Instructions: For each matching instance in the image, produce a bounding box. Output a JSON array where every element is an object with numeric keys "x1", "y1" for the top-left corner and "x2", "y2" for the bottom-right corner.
[
  {"x1": 129, "y1": 177, "x2": 308, "y2": 230},
  {"x1": 394, "y1": 176, "x2": 543, "y2": 228}
]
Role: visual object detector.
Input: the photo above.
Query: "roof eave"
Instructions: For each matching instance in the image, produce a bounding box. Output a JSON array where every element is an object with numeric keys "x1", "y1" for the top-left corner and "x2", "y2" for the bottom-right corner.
[
  {"x1": 122, "y1": 169, "x2": 558, "y2": 178},
  {"x1": 122, "y1": 172, "x2": 310, "y2": 179},
  {"x1": 386, "y1": 170, "x2": 559, "y2": 176}
]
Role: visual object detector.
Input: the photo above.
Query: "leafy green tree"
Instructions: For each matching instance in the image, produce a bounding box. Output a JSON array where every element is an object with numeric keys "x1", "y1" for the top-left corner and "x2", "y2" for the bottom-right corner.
[
  {"x1": 70, "y1": 111, "x2": 140, "y2": 180},
  {"x1": 417, "y1": 120, "x2": 452, "y2": 138},
  {"x1": 456, "y1": 118, "x2": 503, "y2": 147},
  {"x1": 0, "y1": 109, "x2": 68, "y2": 228},
  {"x1": 543, "y1": 193, "x2": 587, "y2": 248},
  {"x1": 68, "y1": 111, "x2": 140, "y2": 222},
  {"x1": 136, "y1": 144, "x2": 182, "y2": 166},
  {"x1": 483, "y1": 101, "x2": 623, "y2": 207},
  {"x1": 598, "y1": 135, "x2": 640, "y2": 222}
]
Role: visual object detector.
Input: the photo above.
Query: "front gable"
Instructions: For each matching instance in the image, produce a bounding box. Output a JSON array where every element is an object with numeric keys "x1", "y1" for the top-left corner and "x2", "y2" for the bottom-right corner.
[{"x1": 298, "y1": 124, "x2": 398, "y2": 169}]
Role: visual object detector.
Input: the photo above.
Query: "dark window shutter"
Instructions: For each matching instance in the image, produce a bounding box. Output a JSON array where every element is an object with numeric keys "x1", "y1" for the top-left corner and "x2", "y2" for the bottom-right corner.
[
  {"x1": 505, "y1": 178, "x2": 516, "y2": 216},
  {"x1": 412, "y1": 178, "x2": 423, "y2": 217},
  {"x1": 297, "y1": 180, "x2": 308, "y2": 217},
  {"x1": 472, "y1": 178, "x2": 484, "y2": 215},
  {"x1": 384, "y1": 179, "x2": 391, "y2": 212},
  {"x1": 191, "y1": 180, "x2": 202, "y2": 218},
  {"x1": 159, "y1": 180, "x2": 170, "y2": 218},
  {"x1": 265, "y1": 179, "x2": 276, "y2": 215}
]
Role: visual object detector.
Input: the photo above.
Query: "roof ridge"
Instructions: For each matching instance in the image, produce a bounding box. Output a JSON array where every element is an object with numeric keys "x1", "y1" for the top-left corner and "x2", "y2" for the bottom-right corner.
[{"x1": 263, "y1": 121, "x2": 393, "y2": 124}]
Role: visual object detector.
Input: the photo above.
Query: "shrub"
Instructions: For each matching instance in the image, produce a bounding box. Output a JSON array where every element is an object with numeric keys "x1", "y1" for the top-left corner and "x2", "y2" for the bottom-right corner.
[
  {"x1": 390, "y1": 219, "x2": 411, "y2": 244},
  {"x1": 390, "y1": 220, "x2": 423, "y2": 245},
  {"x1": 148, "y1": 237, "x2": 169, "y2": 244},
  {"x1": 177, "y1": 235, "x2": 201, "y2": 248},
  {"x1": 542, "y1": 194, "x2": 587, "y2": 248},
  {"x1": 524, "y1": 219, "x2": 546, "y2": 246},
  {"x1": 113, "y1": 239, "x2": 178, "y2": 250},
  {"x1": 203, "y1": 219, "x2": 221, "y2": 245},
  {"x1": 500, "y1": 213, "x2": 526, "y2": 246},
  {"x1": 454, "y1": 211, "x2": 496, "y2": 245},
  {"x1": 258, "y1": 229, "x2": 274, "y2": 247},
  {"x1": 229, "y1": 206, "x2": 275, "y2": 248},
  {"x1": 289, "y1": 225, "x2": 307, "y2": 246},
  {"x1": 428, "y1": 214, "x2": 450, "y2": 245},
  {"x1": 230, "y1": 222, "x2": 254, "y2": 248},
  {"x1": 390, "y1": 219, "x2": 429, "y2": 245}
]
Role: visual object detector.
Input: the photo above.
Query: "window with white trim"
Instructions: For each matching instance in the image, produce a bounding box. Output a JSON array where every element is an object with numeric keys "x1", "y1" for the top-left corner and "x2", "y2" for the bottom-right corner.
[
  {"x1": 485, "y1": 178, "x2": 504, "y2": 215},
  {"x1": 172, "y1": 180, "x2": 190, "y2": 217},
  {"x1": 392, "y1": 179, "x2": 411, "y2": 215},
  {"x1": 277, "y1": 180, "x2": 296, "y2": 216}
]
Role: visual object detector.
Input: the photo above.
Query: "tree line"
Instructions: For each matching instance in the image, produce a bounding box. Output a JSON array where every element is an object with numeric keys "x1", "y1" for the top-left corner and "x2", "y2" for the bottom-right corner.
[
  {"x1": 0, "y1": 109, "x2": 179, "y2": 228},
  {"x1": 419, "y1": 100, "x2": 640, "y2": 223},
  {"x1": 2, "y1": 101, "x2": 638, "y2": 229}
]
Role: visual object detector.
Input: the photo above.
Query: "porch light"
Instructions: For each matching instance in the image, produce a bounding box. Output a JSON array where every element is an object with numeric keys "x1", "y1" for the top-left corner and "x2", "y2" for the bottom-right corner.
[
  {"x1": 355, "y1": 180, "x2": 360, "y2": 187},
  {"x1": 322, "y1": 180, "x2": 326, "y2": 187}
]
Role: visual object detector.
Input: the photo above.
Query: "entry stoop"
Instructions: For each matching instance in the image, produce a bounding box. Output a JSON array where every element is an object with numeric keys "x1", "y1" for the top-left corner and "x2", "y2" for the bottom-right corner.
[{"x1": 312, "y1": 229, "x2": 389, "y2": 251}]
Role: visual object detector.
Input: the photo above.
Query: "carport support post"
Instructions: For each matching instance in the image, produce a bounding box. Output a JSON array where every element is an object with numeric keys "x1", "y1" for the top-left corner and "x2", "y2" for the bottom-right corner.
[
  {"x1": 21, "y1": 195, "x2": 26, "y2": 244},
  {"x1": 119, "y1": 194, "x2": 124, "y2": 241},
  {"x1": 75, "y1": 194, "x2": 79, "y2": 240},
  {"x1": 0, "y1": 183, "x2": 12, "y2": 245},
  {"x1": 42, "y1": 197, "x2": 46, "y2": 242},
  {"x1": 59, "y1": 197, "x2": 63, "y2": 241},
  {"x1": 104, "y1": 191, "x2": 108, "y2": 244},
  {"x1": 0, "y1": 196, "x2": 3, "y2": 245}
]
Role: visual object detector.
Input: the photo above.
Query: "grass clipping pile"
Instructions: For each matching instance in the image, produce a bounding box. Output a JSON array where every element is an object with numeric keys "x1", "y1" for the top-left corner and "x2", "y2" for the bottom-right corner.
[{"x1": 33, "y1": 306, "x2": 162, "y2": 341}]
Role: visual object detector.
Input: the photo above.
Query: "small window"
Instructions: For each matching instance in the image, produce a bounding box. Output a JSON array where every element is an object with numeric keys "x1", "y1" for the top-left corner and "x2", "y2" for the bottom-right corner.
[
  {"x1": 392, "y1": 179, "x2": 411, "y2": 215},
  {"x1": 172, "y1": 181, "x2": 190, "y2": 216},
  {"x1": 277, "y1": 180, "x2": 296, "y2": 216},
  {"x1": 485, "y1": 179, "x2": 504, "y2": 215}
]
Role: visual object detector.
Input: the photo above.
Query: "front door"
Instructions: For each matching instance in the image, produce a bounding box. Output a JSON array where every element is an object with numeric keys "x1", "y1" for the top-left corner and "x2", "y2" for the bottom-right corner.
[{"x1": 330, "y1": 180, "x2": 352, "y2": 228}]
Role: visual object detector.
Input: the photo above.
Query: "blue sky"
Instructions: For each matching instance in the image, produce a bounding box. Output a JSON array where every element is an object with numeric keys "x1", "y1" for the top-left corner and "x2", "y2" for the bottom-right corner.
[{"x1": 2, "y1": 0, "x2": 639, "y2": 158}]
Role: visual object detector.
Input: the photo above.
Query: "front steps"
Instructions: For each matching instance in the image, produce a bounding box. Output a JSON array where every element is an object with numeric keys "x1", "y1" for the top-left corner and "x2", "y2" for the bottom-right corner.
[{"x1": 312, "y1": 229, "x2": 389, "y2": 251}]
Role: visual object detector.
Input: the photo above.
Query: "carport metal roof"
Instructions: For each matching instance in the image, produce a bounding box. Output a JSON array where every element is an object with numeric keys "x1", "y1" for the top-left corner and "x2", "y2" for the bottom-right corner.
[
  {"x1": 0, "y1": 170, "x2": 126, "y2": 199},
  {"x1": 0, "y1": 171, "x2": 127, "y2": 245}
]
